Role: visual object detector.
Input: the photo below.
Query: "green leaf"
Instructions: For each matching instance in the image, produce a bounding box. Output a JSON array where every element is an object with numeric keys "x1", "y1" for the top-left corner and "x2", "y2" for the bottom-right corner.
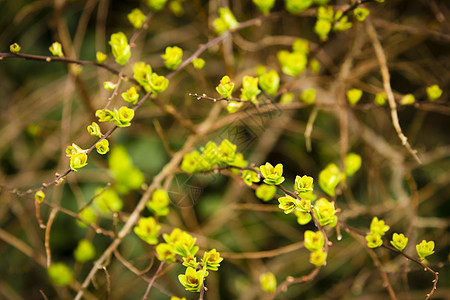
[
  {"x1": 390, "y1": 233, "x2": 408, "y2": 251},
  {"x1": 416, "y1": 240, "x2": 435, "y2": 261},
  {"x1": 426, "y1": 84, "x2": 442, "y2": 101},
  {"x1": 95, "y1": 139, "x2": 109, "y2": 155},
  {"x1": 285, "y1": 0, "x2": 313, "y2": 14},
  {"x1": 309, "y1": 249, "x2": 327, "y2": 266},
  {"x1": 259, "y1": 70, "x2": 280, "y2": 95},
  {"x1": 260, "y1": 272, "x2": 277, "y2": 292},
  {"x1": 216, "y1": 75, "x2": 234, "y2": 99},
  {"x1": 35, "y1": 190, "x2": 45, "y2": 203},
  {"x1": 87, "y1": 122, "x2": 102, "y2": 137},
  {"x1": 400, "y1": 94, "x2": 415, "y2": 105},
  {"x1": 256, "y1": 184, "x2": 277, "y2": 201},
  {"x1": 318, "y1": 163, "x2": 341, "y2": 197},
  {"x1": 162, "y1": 46, "x2": 183, "y2": 70},
  {"x1": 304, "y1": 230, "x2": 325, "y2": 252},
  {"x1": 48, "y1": 263, "x2": 73, "y2": 286},
  {"x1": 127, "y1": 8, "x2": 146, "y2": 29},
  {"x1": 10, "y1": 43, "x2": 21, "y2": 54},
  {"x1": 366, "y1": 232, "x2": 383, "y2": 248},
  {"x1": 192, "y1": 58, "x2": 205, "y2": 69},
  {"x1": 114, "y1": 106, "x2": 135, "y2": 127},
  {"x1": 312, "y1": 198, "x2": 337, "y2": 227},
  {"x1": 344, "y1": 153, "x2": 361, "y2": 176},
  {"x1": 74, "y1": 239, "x2": 96, "y2": 263},
  {"x1": 346, "y1": 88, "x2": 363, "y2": 106},
  {"x1": 134, "y1": 217, "x2": 161, "y2": 245},
  {"x1": 49, "y1": 42, "x2": 64, "y2": 57},
  {"x1": 109, "y1": 32, "x2": 131, "y2": 66},
  {"x1": 301, "y1": 88, "x2": 316, "y2": 105},
  {"x1": 96, "y1": 51, "x2": 107, "y2": 64}
]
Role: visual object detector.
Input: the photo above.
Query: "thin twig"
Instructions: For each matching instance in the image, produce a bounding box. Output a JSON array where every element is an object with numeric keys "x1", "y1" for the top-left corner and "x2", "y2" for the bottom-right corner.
[
  {"x1": 142, "y1": 260, "x2": 165, "y2": 300},
  {"x1": 365, "y1": 20, "x2": 421, "y2": 163},
  {"x1": 45, "y1": 209, "x2": 58, "y2": 268},
  {"x1": 0, "y1": 52, "x2": 120, "y2": 75},
  {"x1": 304, "y1": 107, "x2": 319, "y2": 152}
]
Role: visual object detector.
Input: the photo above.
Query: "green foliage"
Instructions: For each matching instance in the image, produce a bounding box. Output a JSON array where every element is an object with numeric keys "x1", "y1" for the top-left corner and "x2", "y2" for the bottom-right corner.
[
  {"x1": 260, "y1": 272, "x2": 277, "y2": 292},
  {"x1": 109, "y1": 32, "x2": 131, "y2": 66},
  {"x1": 390, "y1": 233, "x2": 408, "y2": 251},
  {"x1": 260, "y1": 162, "x2": 285, "y2": 185},
  {"x1": 242, "y1": 169, "x2": 260, "y2": 186},
  {"x1": 202, "y1": 249, "x2": 223, "y2": 271},
  {"x1": 258, "y1": 70, "x2": 280, "y2": 95},
  {"x1": 304, "y1": 230, "x2": 325, "y2": 252},
  {"x1": 309, "y1": 249, "x2": 327, "y2": 266},
  {"x1": 416, "y1": 240, "x2": 435, "y2": 261},
  {"x1": 96, "y1": 51, "x2": 107, "y2": 64},
  {"x1": 280, "y1": 92, "x2": 295, "y2": 105},
  {"x1": 213, "y1": 7, "x2": 239, "y2": 34},
  {"x1": 426, "y1": 84, "x2": 442, "y2": 101},
  {"x1": 294, "y1": 175, "x2": 314, "y2": 194},
  {"x1": 128, "y1": 8, "x2": 146, "y2": 29},
  {"x1": 114, "y1": 106, "x2": 135, "y2": 127},
  {"x1": 256, "y1": 184, "x2": 277, "y2": 201},
  {"x1": 70, "y1": 151, "x2": 88, "y2": 171},
  {"x1": 344, "y1": 153, "x2": 362, "y2": 176},
  {"x1": 295, "y1": 210, "x2": 312, "y2": 225},
  {"x1": 278, "y1": 195, "x2": 310, "y2": 214},
  {"x1": 162, "y1": 46, "x2": 183, "y2": 70},
  {"x1": 374, "y1": 92, "x2": 387, "y2": 106},
  {"x1": 78, "y1": 207, "x2": 97, "y2": 225},
  {"x1": 156, "y1": 243, "x2": 176, "y2": 263},
  {"x1": 121, "y1": 86, "x2": 140, "y2": 105},
  {"x1": 49, "y1": 42, "x2": 63, "y2": 57},
  {"x1": 301, "y1": 88, "x2": 316, "y2": 105},
  {"x1": 95, "y1": 189, "x2": 123, "y2": 213},
  {"x1": 333, "y1": 11, "x2": 353, "y2": 32},
  {"x1": 354, "y1": 7, "x2": 370, "y2": 21},
  {"x1": 216, "y1": 75, "x2": 234, "y2": 99},
  {"x1": 318, "y1": 163, "x2": 342, "y2": 197},
  {"x1": 134, "y1": 216, "x2": 161, "y2": 245},
  {"x1": 366, "y1": 233, "x2": 383, "y2": 248},
  {"x1": 87, "y1": 122, "x2": 102, "y2": 137},
  {"x1": 133, "y1": 62, "x2": 153, "y2": 92},
  {"x1": 74, "y1": 239, "x2": 96, "y2": 263},
  {"x1": 285, "y1": 0, "x2": 313, "y2": 14},
  {"x1": 10, "y1": 43, "x2": 21, "y2": 53},
  {"x1": 253, "y1": 0, "x2": 276, "y2": 15},
  {"x1": 346, "y1": 88, "x2": 363, "y2": 106},
  {"x1": 192, "y1": 58, "x2": 205, "y2": 69},
  {"x1": 147, "y1": 0, "x2": 168, "y2": 11},
  {"x1": 48, "y1": 263, "x2": 73, "y2": 286},
  {"x1": 108, "y1": 145, "x2": 144, "y2": 194},
  {"x1": 314, "y1": 6, "x2": 333, "y2": 41},
  {"x1": 240, "y1": 76, "x2": 261, "y2": 104},
  {"x1": 369, "y1": 217, "x2": 390, "y2": 236},
  {"x1": 34, "y1": 190, "x2": 45, "y2": 203},
  {"x1": 312, "y1": 198, "x2": 337, "y2": 227},
  {"x1": 277, "y1": 50, "x2": 308, "y2": 77},
  {"x1": 149, "y1": 73, "x2": 169, "y2": 94},
  {"x1": 103, "y1": 81, "x2": 117, "y2": 90},
  {"x1": 400, "y1": 94, "x2": 415, "y2": 105},
  {"x1": 147, "y1": 189, "x2": 170, "y2": 216},
  {"x1": 178, "y1": 267, "x2": 206, "y2": 292},
  {"x1": 95, "y1": 139, "x2": 109, "y2": 155}
]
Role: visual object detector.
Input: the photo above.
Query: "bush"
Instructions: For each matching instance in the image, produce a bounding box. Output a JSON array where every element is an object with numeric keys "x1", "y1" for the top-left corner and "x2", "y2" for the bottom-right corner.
[{"x1": 0, "y1": 0, "x2": 448, "y2": 299}]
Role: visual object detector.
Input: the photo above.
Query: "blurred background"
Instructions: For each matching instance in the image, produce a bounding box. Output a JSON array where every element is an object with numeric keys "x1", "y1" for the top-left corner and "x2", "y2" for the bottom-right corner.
[{"x1": 0, "y1": 0, "x2": 449, "y2": 299}]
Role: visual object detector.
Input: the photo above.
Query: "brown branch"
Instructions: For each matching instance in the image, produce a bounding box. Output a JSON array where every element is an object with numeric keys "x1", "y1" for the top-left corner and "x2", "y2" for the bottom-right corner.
[
  {"x1": 44, "y1": 209, "x2": 58, "y2": 268},
  {"x1": 365, "y1": 20, "x2": 421, "y2": 163},
  {"x1": 0, "y1": 52, "x2": 120, "y2": 75}
]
